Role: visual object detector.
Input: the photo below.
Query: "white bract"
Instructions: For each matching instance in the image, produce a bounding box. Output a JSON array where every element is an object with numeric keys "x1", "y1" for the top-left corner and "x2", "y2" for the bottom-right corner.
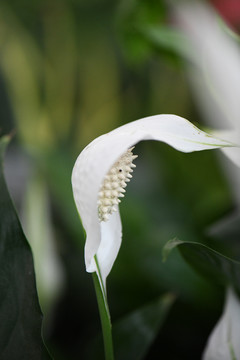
[
  {"x1": 172, "y1": 2, "x2": 240, "y2": 170},
  {"x1": 202, "y1": 288, "x2": 240, "y2": 360},
  {"x1": 71, "y1": 114, "x2": 236, "y2": 288}
]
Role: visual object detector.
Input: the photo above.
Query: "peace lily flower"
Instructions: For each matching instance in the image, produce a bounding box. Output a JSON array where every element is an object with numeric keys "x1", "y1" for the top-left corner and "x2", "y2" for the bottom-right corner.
[
  {"x1": 172, "y1": 1, "x2": 240, "y2": 169},
  {"x1": 71, "y1": 114, "x2": 236, "y2": 289},
  {"x1": 202, "y1": 287, "x2": 240, "y2": 360}
]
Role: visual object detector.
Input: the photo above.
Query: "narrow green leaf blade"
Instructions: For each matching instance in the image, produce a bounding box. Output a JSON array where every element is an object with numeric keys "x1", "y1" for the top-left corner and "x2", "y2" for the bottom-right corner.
[
  {"x1": 163, "y1": 238, "x2": 240, "y2": 293},
  {"x1": 113, "y1": 293, "x2": 175, "y2": 360},
  {"x1": 0, "y1": 136, "x2": 51, "y2": 359}
]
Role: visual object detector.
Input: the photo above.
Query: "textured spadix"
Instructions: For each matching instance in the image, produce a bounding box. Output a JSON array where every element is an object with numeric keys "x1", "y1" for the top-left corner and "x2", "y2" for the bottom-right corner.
[
  {"x1": 71, "y1": 114, "x2": 236, "y2": 285},
  {"x1": 98, "y1": 147, "x2": 137, "y2": 222}
]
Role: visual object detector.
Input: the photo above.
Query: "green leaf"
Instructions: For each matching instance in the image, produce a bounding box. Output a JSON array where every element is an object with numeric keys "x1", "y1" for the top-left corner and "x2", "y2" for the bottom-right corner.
[
  {"x1": 139, "y1": 25, "x2": 190, "y2": 58},
  {"x1": 0, "y1": 135, "x2": 51, "y2": 359},
  {"x1": 163, "y1": 238, "x2": 240, "y2": 294},
  {"x1": 113, "y1": 293, "x2": 175, "y2": 360}
]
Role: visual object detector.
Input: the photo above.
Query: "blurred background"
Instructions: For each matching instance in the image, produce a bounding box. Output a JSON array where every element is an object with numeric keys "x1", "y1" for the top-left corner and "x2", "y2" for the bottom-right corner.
[{"x1": 1, "y1": 0, "x2": 240, "y2": 359}]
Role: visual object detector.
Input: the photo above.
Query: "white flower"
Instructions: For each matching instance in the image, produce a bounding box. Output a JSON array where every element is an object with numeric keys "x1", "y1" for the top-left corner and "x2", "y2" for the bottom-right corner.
[
  {"x1": 202, "y1": 288, "x2": 240, "y2": 360},
  {"x1": 71, "y1": 114, "x2": 236, "y2": 288},
  {"x1": 172, "y1": 2, "x2": 240, "y2": 170}
]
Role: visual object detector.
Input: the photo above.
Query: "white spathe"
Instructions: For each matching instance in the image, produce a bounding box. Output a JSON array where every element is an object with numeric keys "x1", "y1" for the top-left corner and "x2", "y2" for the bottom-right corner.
[
  {"x1": 172, "y1": 2, "x2": 240, "y2": 134},
  {"x1": 172, "y1": 1, "x2": 240, "y2": 191},
  {"x1": 71, "y1": 114, "x2": 236, "y2": 284},
  {"x1": 202, "y1": 288, "x2": 240, "y2": 360}
]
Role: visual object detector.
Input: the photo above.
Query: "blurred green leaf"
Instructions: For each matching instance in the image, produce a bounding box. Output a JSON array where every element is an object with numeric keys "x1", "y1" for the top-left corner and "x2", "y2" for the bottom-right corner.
[
  {"x1": 0, "y1": 135, "x2": 51, "y2": 359},
  {"x1": 85, "y1": 293, "x2": 175, "y2": 360},
  {"x1": 163, "y1": 238, "x2": 240, "y2": 294},
  {"x1": 113, "y1": 293, "x2": 175, "y2": 360},
  {"x1": 117, "y1": 0, "x2": 167, "y2": 64},
  {"x1": 139, "y1": 25, "x2": 190, "y2": 58}
]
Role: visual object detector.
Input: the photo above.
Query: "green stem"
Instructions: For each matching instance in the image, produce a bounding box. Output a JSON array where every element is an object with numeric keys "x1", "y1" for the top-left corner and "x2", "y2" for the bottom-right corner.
[{"x1": 92, "y1": 257, "x2": 114, "y2": 360}]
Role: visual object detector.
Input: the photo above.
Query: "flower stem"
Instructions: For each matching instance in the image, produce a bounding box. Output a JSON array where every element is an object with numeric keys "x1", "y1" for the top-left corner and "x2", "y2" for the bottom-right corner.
[{"x1": 92, "y1": 259, "x2": 114, "y2": 360}]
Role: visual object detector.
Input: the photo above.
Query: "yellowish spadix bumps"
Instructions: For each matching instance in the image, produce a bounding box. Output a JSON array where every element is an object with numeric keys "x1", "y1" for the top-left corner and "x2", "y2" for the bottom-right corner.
[{"x1": 98, "y1": 147, "x2": 138, "y2": 222}]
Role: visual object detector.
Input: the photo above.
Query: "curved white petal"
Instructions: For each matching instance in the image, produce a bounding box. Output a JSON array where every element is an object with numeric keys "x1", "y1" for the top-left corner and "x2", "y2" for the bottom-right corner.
[
  {"x1": 172, "y1": 2, "x2": 240, "y2": 133},
  {"x1": 95, "y1": 209, "x2": 122, "y2": 287},
  {"x1": 72, "y1": 114, "x2": 236, "y2": 283},
  {"x1": 172, "y1": 2, "x2": 240, "y2": 210},
  {"x1": 202, "y1": 288, "x2": 240, "y2": 360}
]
